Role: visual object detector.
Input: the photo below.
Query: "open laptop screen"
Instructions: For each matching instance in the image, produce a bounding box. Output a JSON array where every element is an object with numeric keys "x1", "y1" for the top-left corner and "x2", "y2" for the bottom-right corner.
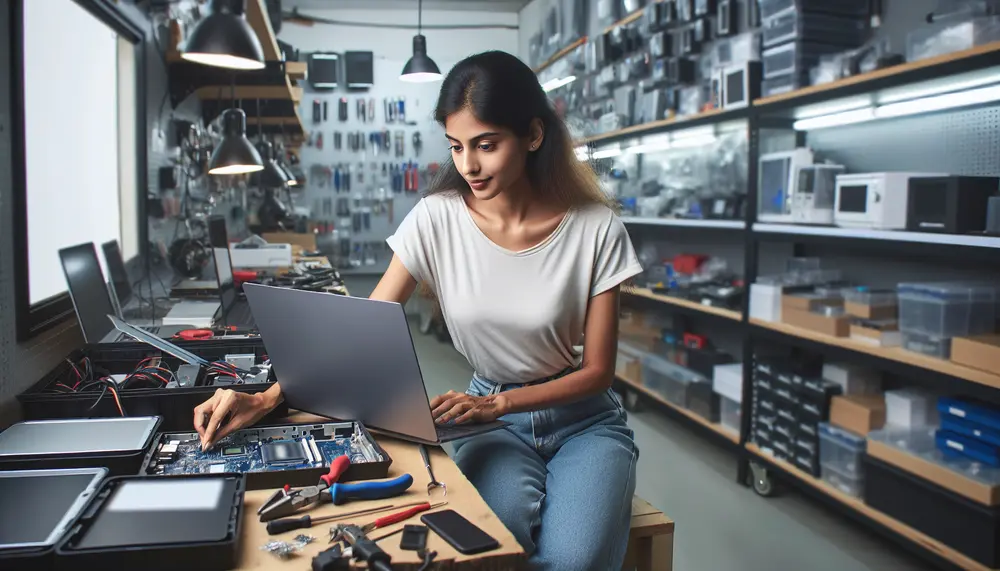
[
  {"x1": 101, "y1": 240, "x2": 131, "y2": 306},
  {"x1": 59, "y1": 243, "x2": 116, "y2": 342},
  {"x1": 214, "y1": 247, "x2": 237, "y2": 314}
]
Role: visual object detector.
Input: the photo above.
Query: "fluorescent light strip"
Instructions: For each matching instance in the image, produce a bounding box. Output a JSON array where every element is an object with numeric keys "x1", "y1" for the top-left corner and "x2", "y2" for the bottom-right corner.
[
  {"x1": 795, "y1": 82, "x2": 1000, "y2": 130},
  {"x1": 541, "y1": 75, "x2": 577, "y2": 92},
  {"x1": 592, "y1": 148, "x2": 622, "y2": 159},
  {"x1": 878, "y1": 73, "x2": 1000, "y2": 104}
]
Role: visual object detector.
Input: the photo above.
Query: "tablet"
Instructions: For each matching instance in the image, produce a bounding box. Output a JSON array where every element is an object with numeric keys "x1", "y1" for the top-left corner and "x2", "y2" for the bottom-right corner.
[{"x1": 0, "y1": 468, "x2": 106, "y2": 550}]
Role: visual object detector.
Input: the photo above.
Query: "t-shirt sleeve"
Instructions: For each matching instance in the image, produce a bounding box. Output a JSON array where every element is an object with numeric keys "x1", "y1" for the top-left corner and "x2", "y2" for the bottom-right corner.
[
  {"x1": 591, "y1": 213, "x2": 644, "y2": 297},
  {"x1": 385, "y1": 199, "x2": 436, "y2": 289}
]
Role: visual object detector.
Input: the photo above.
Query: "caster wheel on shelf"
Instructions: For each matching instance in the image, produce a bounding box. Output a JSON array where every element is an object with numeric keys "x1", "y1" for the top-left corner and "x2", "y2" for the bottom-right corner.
[{"x1": 748, "y1": 462, "x2": 776, "y2": 497}]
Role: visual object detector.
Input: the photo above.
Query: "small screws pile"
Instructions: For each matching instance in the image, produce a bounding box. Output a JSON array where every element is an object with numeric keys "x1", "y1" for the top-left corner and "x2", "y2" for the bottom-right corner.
[{"x1": 261, "y1": 534, "x2": 316, "y2": 559}]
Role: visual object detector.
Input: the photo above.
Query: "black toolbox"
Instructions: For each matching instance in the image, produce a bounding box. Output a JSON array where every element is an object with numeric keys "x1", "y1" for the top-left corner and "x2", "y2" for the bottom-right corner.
[
  {"x1": 17, "y1": 338, "x2": 287, "y2": 431},
  {"x1": 863, "y1": 454, "x2": 1000, "y2": 567},
  {"x1": 55, "y1": 473, "x2": 244, "y2": 570}
]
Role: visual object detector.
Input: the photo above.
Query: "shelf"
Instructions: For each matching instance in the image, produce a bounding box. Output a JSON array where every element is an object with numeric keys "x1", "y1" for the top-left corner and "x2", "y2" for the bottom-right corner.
[
  {"x1": 603, "y1": 6, "x2": 646, "y2": 34},
  {"x1": 745, "y1": 443, "x2": 996, "y2": 571},
  {"x1": 627, "y1": 288, "x2": 743, "y2": 321},
  {"x1": 753, "y1": 41, "x2": 1000, "y2": 113},
  {"x1": 753, "y1": 223, "x2": 1000, "y2": 249},
  {"x1": 286, "y1": 61, "x2": 307, "y2": 81},
  {"x1": 195, "y1": 85, "x2": 303, "y2": 103},
  {"x1": 623, "y1": 217, "x2": 745, "y2": 230},
  {"x1": 533, "y1": 37, "x2": 587, "y2": 74},
  {"x1": 616, "y1": 373, "x2": 739, "y2": 445},
  {"x1": 750, "y1": 319, "x2": 1000, "y2": 391},
  {"x1": 578, "y1": 106, "x2": 749, "y2": 146}
]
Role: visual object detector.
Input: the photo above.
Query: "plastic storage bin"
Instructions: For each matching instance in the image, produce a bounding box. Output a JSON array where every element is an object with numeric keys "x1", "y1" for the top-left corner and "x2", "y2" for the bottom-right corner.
[
  {"x1": 868, "y1": 425, "x2": 1000, "y2": 488},
  {"x1": 897, "y1": 282, "x2": 998, "y2": 338},
  {"x1": 902, "y1": 330, "x2": 952, "y2": 359},
  {"x1": 762, "y1": 41, "x2": 851, "y2": 79},
  {"x1": 721, "y1": 396, "x2": 741, "y2": 436},
  {"x1": 819, "y1": 422, "x2": 866, "y2": 496},
  {"x1": 641, "y1": 353, "x2": 707, "y2": 407},
  {"x1": 761, "y1": 8, "x2": 868, "y2": 48},
  {"x1": 757, "y1": 0, "x2": 871, "y2": 21},
  {"x1": 907, "y1": 15, "x2": 1000, "y2": 62},
  {"x1": 616, "y1": 342, "x2": 646, "y2": 382},
  {"x1": 761, "y1": 72, "x2": 807, "y2": 96},
  {"x1": 843, "y1": 288, "x2": 897, "y2": 307}
]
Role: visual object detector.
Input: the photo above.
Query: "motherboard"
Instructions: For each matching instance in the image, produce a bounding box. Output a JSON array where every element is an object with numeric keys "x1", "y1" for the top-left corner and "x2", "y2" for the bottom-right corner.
[{"x1": 145, "y1": 422, "x2": 385, "y2": 477}]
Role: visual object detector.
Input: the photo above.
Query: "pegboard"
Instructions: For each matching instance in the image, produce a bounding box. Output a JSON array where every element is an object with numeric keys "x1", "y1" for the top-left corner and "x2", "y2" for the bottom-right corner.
[
  {"x1": 295, "y1": 54, "x2": 447, "y2": 272},
  {"x1": 806, "y1": 103, "x2": 1000, "y2": 176}
]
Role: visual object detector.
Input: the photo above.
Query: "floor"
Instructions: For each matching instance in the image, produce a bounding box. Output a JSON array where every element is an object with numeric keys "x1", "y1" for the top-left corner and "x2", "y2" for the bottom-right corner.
[{"x1": 409, "y1": 323, "x2": 936, "y2": 571}]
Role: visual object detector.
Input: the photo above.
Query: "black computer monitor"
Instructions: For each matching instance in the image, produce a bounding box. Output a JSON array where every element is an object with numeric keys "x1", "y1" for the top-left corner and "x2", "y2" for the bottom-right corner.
[
  {"x1": 101, "y1": 240, "x2": 131, "y2": 307},
  {"x1": 59, "y1": 243, "x2": 116, "y2": 342},
  {"x1": 207, "y1": 216, "x2": 236, "y2": 314}
]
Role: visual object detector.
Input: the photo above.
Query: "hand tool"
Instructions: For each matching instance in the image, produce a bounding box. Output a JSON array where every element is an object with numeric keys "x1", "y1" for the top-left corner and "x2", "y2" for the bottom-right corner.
[
  {"x1": 266, "y1": 501, "x2": 428, "y2": 535},
  {"x1": 329, "y1": 525, "x2": 393, "y2": 571},
  {"x1": 311, "y1": 543, "x2": 350, "y2": 571},
  {"x1": 323, "y1": 101, "x2": 329, "y2": 122},
  {"x1": 259, "y1": 456, "x2": 350, "y2": 522},
  {"x1": 398, "y1": 98, "x2": 406, "y2": 122},
  {"x1": 329, "y1": 502, "x2": 446, "y2": 543},
  {"x1": 316, "y1": 132, "x2": 324, "y2": 150},
  {"x1": 338, "y1": 98, "x2": 348, "y2": 121},
  {"x1": 419, "y1": 444, "x2": 447, "y2": 497},
  {"x1": 394, "y1": 131, "x2": 404, "y2": 157},
  {"x1": 356, "y1": 98, "x2": 364, "y2": 122},
  {"x1": 313, "y1": 100, "x2": 322, "y2": 124},
  {"x1": 261, "y1": 472, "x2": 413, "y2": 522},
  {"x1": 383, "y1": 98, "x2": 391, "y2": 123},
  {"x1": 368, "y1": 98, "x2": 376, "y2": 122},
  {"x1": 383, "y1": 129, "x2": 391, "y2": 152},
  {"x1": 333, "y1": 131, "x2": 342, "y2": 150},
  {"x1": 412, "y1": 132, "x2": 422, "y2": 156},
  {"x1": 333, "y1": 165, "x2": 341, "y2": 192}
]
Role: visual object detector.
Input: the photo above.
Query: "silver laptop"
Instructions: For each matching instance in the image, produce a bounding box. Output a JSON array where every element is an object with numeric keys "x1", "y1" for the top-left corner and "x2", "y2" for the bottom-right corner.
[{"x1": 243, "y1": 283, "x2": 506, "y2": 444}]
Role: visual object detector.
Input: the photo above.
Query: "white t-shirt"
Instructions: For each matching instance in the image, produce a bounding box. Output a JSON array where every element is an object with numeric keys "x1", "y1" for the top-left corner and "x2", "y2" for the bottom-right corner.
[{"x1": 386, "y1": 191, "x2": 643, "y2": 385}]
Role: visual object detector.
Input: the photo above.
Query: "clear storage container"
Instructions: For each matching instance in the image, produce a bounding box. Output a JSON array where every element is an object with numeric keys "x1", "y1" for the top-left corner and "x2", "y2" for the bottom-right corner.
[
  {"x1": 902, "y1": 331, "x2": 952, "y2": 359},
  {"x1": 616, "y1": 342, "x2": 646, "y2": 381},
  {"x1": 819, "y1": 422, "x2": 866, "y2": 478},
  {"x1": 761, "y1": 7, "x2": 869, "y2": 48},
  {"x1": 868, "y1": 426, "x2": 1000, "y2": 488},
  {"x1": 721, "y1": 396, "x2": 741, "y2": 436},
  {"x1": 844, "y1": 288, "x2": 897, "y2": 307},
  {"x1": 907, "y1": 15, "x2": 1000, "y2": 62},
  {"x1": 897, "y1": 282, "x2": 998, "y2": 338},
  {"x1": 642, "y1": 353, "x2": 707, "y2": 407},
  {"x1": 762, "y1": 41, "x2": 850, "y2": 79},
  {"x1": 821, "y1": 461, "x2": 864, "y2": 496},
  {"x1": 758, "y1": 0, "x2": 871, "y2": 21}
]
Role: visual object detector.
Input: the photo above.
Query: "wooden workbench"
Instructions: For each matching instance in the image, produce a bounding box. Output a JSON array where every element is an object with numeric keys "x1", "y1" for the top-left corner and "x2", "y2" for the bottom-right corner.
[{"x1": 235, "y1": 414, "x2": 527, "y2": 570}]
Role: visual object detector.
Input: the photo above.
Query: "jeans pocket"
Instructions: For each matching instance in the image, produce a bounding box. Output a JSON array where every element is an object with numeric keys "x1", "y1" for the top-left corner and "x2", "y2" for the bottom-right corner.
[{"x1": 465, "y1": 375, "x2": 490, "y2": 397}]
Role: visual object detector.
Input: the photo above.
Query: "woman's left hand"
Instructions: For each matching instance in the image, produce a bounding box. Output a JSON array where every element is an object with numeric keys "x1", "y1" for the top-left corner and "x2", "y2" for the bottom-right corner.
[{"x1": 430, "y1": 391, "x2": 510, "y2": 424}]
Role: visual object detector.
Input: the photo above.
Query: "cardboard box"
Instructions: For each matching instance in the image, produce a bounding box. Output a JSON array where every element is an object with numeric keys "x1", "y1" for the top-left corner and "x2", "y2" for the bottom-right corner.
[
  {"x1": 845, "y1": 301, "x2": 898, "y2": 320},
  {"x1": 849, "y1": 322, "x2": 902, "y2": 347},
  {"x1": 822, "y1": 362, "x2": 881, "y2": 395},
  {"x1": 830, "y1": 394, "x2": 886, "y2": 434},
  {"x1": 951, "y1": 334, "x2": 1000, "y2": 373},
  {"x1": 867, "y1": 438, "x2": 999, "y2": 506},
  {"x1": 262, "y1": 232, "x2": 317, "y2": 253},
  {"x1": 781, "y1": 294, "x2": 842, "y2": 314},
  {"x1": 783, "y1": 308, "x2": 850, "y2": 337}
]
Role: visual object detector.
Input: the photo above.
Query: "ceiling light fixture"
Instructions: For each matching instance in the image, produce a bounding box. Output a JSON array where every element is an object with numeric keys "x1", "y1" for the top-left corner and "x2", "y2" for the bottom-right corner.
[
  {"x1": 181, "y1": 0, "x2": 265, "y2": 70},
  {"x1": 400, "y1": 0, "x2": 442, "y2": 83},
  {"x1": 208, "y1": 80, "x2": 264, "y2": 175}
]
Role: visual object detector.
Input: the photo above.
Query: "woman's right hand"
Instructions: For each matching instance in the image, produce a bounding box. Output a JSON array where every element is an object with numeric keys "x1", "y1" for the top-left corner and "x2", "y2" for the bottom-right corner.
[{"x1": 193, "y1": 387, "x2": 278, "y2": 451}]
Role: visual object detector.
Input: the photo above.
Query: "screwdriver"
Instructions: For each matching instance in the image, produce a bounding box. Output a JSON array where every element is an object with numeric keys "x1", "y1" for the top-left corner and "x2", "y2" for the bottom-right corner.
[
  {"x1": 266, "y1": 501, "x2": 427, "y2": 535},
  {"x1": 330, "y1": 501, "x2": 447, "y2": 542}
]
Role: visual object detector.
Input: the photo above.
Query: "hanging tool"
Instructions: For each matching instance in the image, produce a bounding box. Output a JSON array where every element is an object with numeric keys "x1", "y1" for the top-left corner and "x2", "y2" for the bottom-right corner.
[
  {"x1": 266, "y1": 501, "x2": 429, "y2": 535},
  {"x1": 394, "y1": 131, "x2": 405, "y2": 157},
  {"x1": 356, "y1": 98, "x2": 365, "y2": 122},
  {"x1": 368, "y1": 97, "x2": 376, "y2": 122},
  {"x1": 397, "y1": 99, "x2": 406, "y2": 123},
  {"x1": 259, "y1": 456, "x2": 350, "y2": 522},
  {"x1": 369, "y1": 132, "x2": 380, "y2": 156},
  {"x1": 329, "y1": 502, "x2": 446, "y2": 543},
  {"x1": 312, "y1": 100, "x2": 322, "y2": 124},
  {"x1": 333, "y1": 131, "x2": 342, "y2": 150},
  {"x1": 328, "y1": 525, "x2": 393, "y2": 571},
  {"x1": 333, "y1": 165, "x2": 341, "y2": 192},
  {"x1": 323, "y1": 101, "x2": 329, "y2": 122},
  {"x1": 412, "y1": 132, "x2": 422, "y2": 156},
  {"x1": 419, "y1": 444, "x2": 447, "y2": 497},
  {"x1": 344, "y1": 164, "x2": 352, "y2": 191},
  {"x1": 316, "y1": 132, "x2": 324, "y2": 150},
  {"x1": 338, "y1": 98, "x2": 348, "y2": 121}
]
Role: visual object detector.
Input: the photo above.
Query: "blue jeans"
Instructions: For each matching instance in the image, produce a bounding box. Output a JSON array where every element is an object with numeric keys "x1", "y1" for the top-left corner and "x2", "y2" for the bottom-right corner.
[{"x1": 452, "y1": 373, "x2": 639, "y2": 571}]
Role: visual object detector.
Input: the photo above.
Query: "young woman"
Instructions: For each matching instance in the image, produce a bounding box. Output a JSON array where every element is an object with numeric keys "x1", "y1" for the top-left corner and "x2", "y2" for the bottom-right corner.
[{"x1": 194, "y1": 50, "x2": 644, "y2": 570}]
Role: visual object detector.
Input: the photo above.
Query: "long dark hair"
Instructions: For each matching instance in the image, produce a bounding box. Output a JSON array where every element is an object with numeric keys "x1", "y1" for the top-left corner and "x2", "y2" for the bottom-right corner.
[{"x1": 427, "y1": 50, "x2": 614, "y2": 209}]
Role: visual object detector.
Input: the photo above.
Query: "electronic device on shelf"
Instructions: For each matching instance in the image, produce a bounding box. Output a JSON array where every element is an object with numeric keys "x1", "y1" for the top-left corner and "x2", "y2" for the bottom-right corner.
[
  {"x1": 55, "y1": 474, "x2": 244, "y2": 570},
  {"x1": 722, "y1": 61, "x2": 762, "y2": 109},
  {"x1": 344, "y1": 51, "x2": 374, "y2": 88},
  {"x1": 140, "y1": 421, "x2": 391, "y2": 490},
  {"x1": 758, "y1": 148, "x2": 815, "y2": 223},
  {"x1": 307, "y1": 52, "x2": 340, "y2": 89},
  {"x1": 834, "y1": 172, "x2": 946, "y2": 229},
  {"x1": 905, "y1": 176, "x2": 1000, "y2": 234},
  {"x1": 0, "y1": 417, "x2": 161, "y2": 475},
  {"x1": 791, "y1": 164, "x2": 845, "y2": 225}
]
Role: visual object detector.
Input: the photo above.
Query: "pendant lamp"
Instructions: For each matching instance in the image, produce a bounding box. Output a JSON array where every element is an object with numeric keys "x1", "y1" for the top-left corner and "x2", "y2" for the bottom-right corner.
[
  {"x1": 255, "y1": 141, "x2": 289, "y2": 188},
  {"x1": 208, "y1": 108, "x2": 263, "y2": 175},
  {"x1": 400, "y1": 0, "x2": 442, "y2": 83},
  {"x1": 182, "y1": 0, "x2": 266, "y2": 70}
]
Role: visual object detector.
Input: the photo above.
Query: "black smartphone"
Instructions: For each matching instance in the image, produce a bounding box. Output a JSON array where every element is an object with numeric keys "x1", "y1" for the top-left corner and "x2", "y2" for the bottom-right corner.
[{"x1": 420, "y1": 510, "x2": 499, "y2": 555}]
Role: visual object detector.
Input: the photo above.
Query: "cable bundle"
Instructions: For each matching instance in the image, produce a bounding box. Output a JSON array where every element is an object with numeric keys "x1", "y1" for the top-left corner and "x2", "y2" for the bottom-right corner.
[{"x1": 49, "y1": 357, "x2": 126, "y2": 416}]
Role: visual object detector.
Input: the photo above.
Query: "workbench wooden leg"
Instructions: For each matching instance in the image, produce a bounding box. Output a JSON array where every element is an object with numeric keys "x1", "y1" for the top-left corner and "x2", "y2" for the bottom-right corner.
[{"x1": 622, "y1": 533, "x2": 674, "y2": 571}]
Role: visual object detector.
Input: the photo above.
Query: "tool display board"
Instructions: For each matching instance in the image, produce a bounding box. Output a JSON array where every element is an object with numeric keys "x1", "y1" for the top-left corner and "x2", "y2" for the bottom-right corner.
[{"x1": 296, "y1": 54, "x2": 448, "y2": 275}]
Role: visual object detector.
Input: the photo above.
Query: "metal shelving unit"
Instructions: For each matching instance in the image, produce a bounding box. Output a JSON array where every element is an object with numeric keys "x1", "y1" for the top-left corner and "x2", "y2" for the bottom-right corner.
[{"x1": 585, "y1": 39, "x2": 1000, "y2": 571}]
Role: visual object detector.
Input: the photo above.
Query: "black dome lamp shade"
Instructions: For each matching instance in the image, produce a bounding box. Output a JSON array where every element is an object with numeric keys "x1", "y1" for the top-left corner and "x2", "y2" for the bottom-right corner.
[
  {"x1": 279, "y1": 160, "x2": 298, "y2": 185},
  {"x1": 208, "y1": 109, "x2": 264, "y2": 175},
  {"x1": 400, "y1": 0, "x2": 442, "y2": 83},
  {"x1": 182, "y1": 0, "x2": 266, "y2": 70},
  {"x1": 255, "y1": 141, "x2": 289, "y2": 188}
]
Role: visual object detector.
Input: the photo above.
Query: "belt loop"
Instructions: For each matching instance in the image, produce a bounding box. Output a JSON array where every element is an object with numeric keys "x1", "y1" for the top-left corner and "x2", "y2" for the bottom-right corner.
[{"x1": 489, "y1": 382, "x2": 502, "y2": 396}]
